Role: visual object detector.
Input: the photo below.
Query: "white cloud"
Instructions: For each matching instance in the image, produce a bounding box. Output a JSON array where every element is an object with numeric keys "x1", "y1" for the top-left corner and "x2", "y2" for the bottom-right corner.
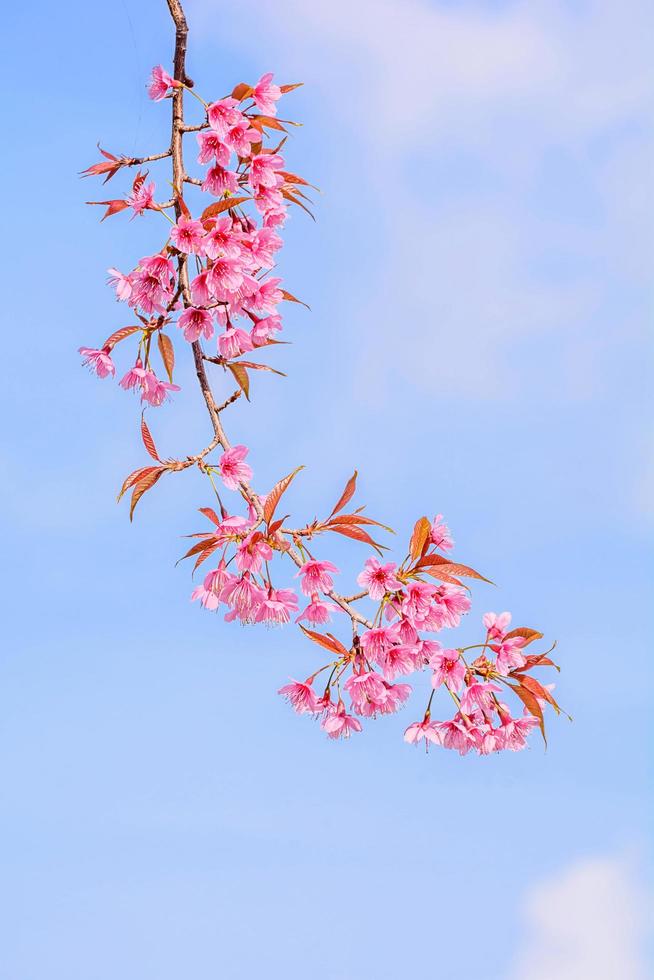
[{"x1": 510, "y1": 855, "x2": 652, "y2": 980}]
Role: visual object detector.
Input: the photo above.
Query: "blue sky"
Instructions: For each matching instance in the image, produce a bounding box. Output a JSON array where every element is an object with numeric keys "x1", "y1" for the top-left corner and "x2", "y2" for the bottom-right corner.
[{"x1": 1, "y1": 0, "x2": 652, "y2": 977}]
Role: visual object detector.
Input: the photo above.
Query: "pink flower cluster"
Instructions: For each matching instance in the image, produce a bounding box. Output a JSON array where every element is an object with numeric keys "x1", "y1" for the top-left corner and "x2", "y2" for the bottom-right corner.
[{"x1": 80, "y1": 53, "x2": 561, "y2": 758}]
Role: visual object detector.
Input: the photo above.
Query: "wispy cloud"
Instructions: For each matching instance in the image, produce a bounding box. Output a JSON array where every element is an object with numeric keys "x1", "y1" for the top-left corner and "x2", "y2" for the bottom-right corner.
[
  {"x1": 509, "y1": 855, "x2": 652, "y2": 980},
  {"x1": 193, "y1": 0, "x2": 653, "y2": 399}
]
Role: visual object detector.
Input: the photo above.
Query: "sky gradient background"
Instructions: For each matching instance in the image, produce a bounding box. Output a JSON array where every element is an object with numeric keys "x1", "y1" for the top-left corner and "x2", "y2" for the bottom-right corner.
[{"x1": 1, "y1": 0, "x2": 652, "y2": 977}]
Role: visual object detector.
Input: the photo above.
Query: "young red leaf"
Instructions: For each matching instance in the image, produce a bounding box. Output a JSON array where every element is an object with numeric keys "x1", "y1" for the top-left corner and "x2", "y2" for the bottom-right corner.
[
  {"x1": 329, "y1": 470, "x2": 357, "y2": 518},
  {"x1": 198, "y1": 507, "x2": 221, "y2": 526},
  {"x1": 279, "y1": 83, "x2": 304, "y2": 94},
  {"x1": 129, "y1": 467, "x2": 165, "y2": 521},
  {"x1": 117, "y1": 465, "x2": 159, "y2": 502},
  {"x1": 157, "y1": 332, "x2": 175, "y2": 383},
  {"x1": 231, "y1": 82, "x2": 253, "y2": 101},
  {"x1": 201, "y1": 196, "x2": 251, "y2": 221},
  {"x1": 510, "y1": 683, "x2": 547, "y2": 744},
  {"x1": 264, "y1": 465, "x2": 304, "y2": 525},
  {"x1": 505, "y1": 627, "x2": 544, "y2": 647},
  {"x1": 299, "y1": 625, "x2": 349, "y2": 657},
  {"x1": 140, "y1": 416, "x2": 160, "y2": 461},
  {"x1": 281, "y1": 289, "x2": 310, "y2": 310},
  {"x1": 227, "y1": 362, "x2": 250, "y2": 400},
  {"x1": 327, "y1": 523, "x2": 387, "y2": 555},
  {"x1": 102, "y1": 324, "x2": 142, "y2": 350},
  {"x1": 409, "y1": 517, "x2": 431, "y2": 561}
]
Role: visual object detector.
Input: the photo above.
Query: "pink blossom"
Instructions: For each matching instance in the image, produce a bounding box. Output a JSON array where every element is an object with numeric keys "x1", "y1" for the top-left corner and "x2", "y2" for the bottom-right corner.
[
  {"x1": 345, "y1": 670, "x2": 388, "y2": 714},
  {"x1": 107, "y1": 267, "x2": 132, "y2": 301},
  {"x1": 170, "y1": 215, "x2": 206, "y2": 254},
  {"x1": 119, "y1": 359, "x2": 148, "y2": 391},
  {"x1": 404, "y1": 718, "x2": 442, "y2": 747},
  {"x1": 377, "y1": 681, "x2": 412, "y2": 715},
  {"x1": 207, "y1": 98, "x2": 241, "y2": 138},
  {"x1": 225, "y1": 119, "x2": 260, "y2": 157},
  {"x1": 482, "y1": 611, "x2": 512, "y2": 641},
  {"x1": 359, "y1": 627, "x2": 394, "y2": 663},
  {"x1": 208, "y1": 257, "x2": 245, "y2": 295},
  {"x1": 202, "y1": 165, "x2": 239, "y2": 197},
  {"x1": 296, "y1": 596, "x2": 338, "y2": 625},
  {"x1": 197, "y1": 130, "x2": 231, "y2": 167},
  {"x1": 178, "y1": 307, "x2": 214, "y2": 343},
  {"x1": 297, "y1": 559, "x2": 339, "y2": 596},
  {"x1": 141, "y1": 371, "x2": 180, "y2": 406},
  {"x1": 218, "y1": 325, "x2": 254, "y2": 359},
  {"x1": 249, "y1": 153, "x2": 285, "y2": 191},
  {"x1": 493, "y1": 637, "x2": 527, "y2": 676},
  {"x1": 235, "y1": 534, "x2": 273, "y2": 573},
  {"x1": 429, "y1": 648, "x2": 466, "y2": 693},
  {"x1": 380, "y1": 643, "x2": 420, "y2": 682},
  {"x1": 459, "y1": 681, "x2": 502, "y2": 716},
  {"x1": 79, "y1": 347, "x2": 115, "y2": 379},
  {"x1": 190, "y1": 269, "x2": 212, "y2": 307},
  {"x1": 429, "y1": 513, "x2": 454, "y2": 551},
  {"x1": 432, "y1": 584, "x2": 471, "y2": 629},
  {"x1": 219, "y1": 444, "x2": 253, "y2": 490},
  {"x1": 191, "y1": 563, "x2": 231, "y2": 611},
  {"x1": 249, "y1": 277, "x2": 283, "y2": 314},
  {"x1": 147, "y1": 65, "x2": 180, "y2": 101},
  {"x1": 356, "y1": 557, "x2": 402, "y2": 601},
  {"x1": 255, "y1": 588, "x2": 299, "y2": 626},
  {"x1": 253, "y1": 72, "x2": 281, "y2": 115},
  {"x1": 321, "y1": 702, "x2": 362, "y2": 740},
  {"x1": 497, "y1": 709, "x2": 539, "y2": 751},
  {"x1": 220, "y1": 574, "x2": 264, "y2": 624},
  {"x1": 251, "y1": 314, "x2": 282, "y2": 346},
  {"x1": 244, "y1": 227, "x2": 283, "y2": 270},
  {"x1": 436, "y1": 716, "x2": 475, "y2": 755},
  {"x1": 401, "y1": 581, "x2": 437, "y2": 624},
  {"x1": 278, "y1": 679, "x2": 319, "y2": 714},
  {"x1": 203, "y1": 218, "x2": 243, "y2": 260},
  {"x1": 127, "y1": 180, "x2": 155, "y2": 216}
]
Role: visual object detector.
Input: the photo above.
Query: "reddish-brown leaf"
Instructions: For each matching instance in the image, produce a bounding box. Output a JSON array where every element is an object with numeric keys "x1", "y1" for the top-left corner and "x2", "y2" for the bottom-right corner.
[
  {"x1": 234, "y1": 360, "x2": 286, "y2": 377},
  {"x1": 199, "y1": 507, "x2": 221, "y2": 526},
  {"x1": 201, "y1": 196, "x2": 251, "y2": 221},
  {"x1": 417, "y1": 556, "x2": 493, "y2": 585},
  {"x1": 515, "y1": 674, "x2": 560, "y2": 714},
  {"x1": 250, "y1": 114, "x2": 287, "y2": 133},
  {"x1": 419, "y1": 567, "x2": 465, "y2": 588},
  {"x1": 329, "y1": 471, "x2": 357, "y2": 518},
  {"x1": 328, "y1": 524, "x2": 386, "y2": 555},
  {"x1": 511, "y1": 683, "x2": 546, "y2": 744},
  {"x1": 86, "y1": 198, "x2": 129, "y2": 220},
  {"x1": 264, "y1": 465, "x2": 304, "y2": 525},
  {"x1": 409, "y1": 517, "x2": 431, "y2": 561},
  {"x1": 281, "y1": 289, "x2": 310, "y2": 310},
  {"x1": 280, "y1": 83, "x2": 304, "y2": 94},
  {"x1": 177, "y1": 535, "x2": 216, "y2": 563},
  {"x1": 129, "y1": 467, "x2": 164, "y2": 521},
  {"x1": 193, "y1": 539, "x2": 221, "y2": 571},
  {"x1": 505, "y1": 627, "x2": 543, "y2": 647},
  {"x1": 102, "y1": 324, "x2": 141, "y2": 350},
  {"x1": 299, "y1": 625, "x2": 349, "y2": 657},
  {"x1": 231, "y1": 82, "x2": 253, "y2": 101},
  {"x1": 281, "y1": 187, "x2": 315, "y2": 220},
  {"x1": 278, "y1": 170, "x2": 314, "y2": 188},
  {"x1": 227, "y1": 362, "x2": 250, "y2": 400},
  {"x1": 157, "y1": 332, "x2": 175, "y2": 383},
  {"x1": 326, "y1": 513, "x2": 393, "y2": 533},
  {"x1": 140, "y1": 416, "x2": 160, "y2": 461},
  {"x1": 117, "y1": 465, "x2": 158, "y2": 502},
  {"x1": 522, "y1": 653, "x2": 560, "y2": 672}
]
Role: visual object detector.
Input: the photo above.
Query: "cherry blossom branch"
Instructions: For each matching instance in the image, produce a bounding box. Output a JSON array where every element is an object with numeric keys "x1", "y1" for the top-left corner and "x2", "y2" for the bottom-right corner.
[{"x1": 77, "y1": 0, "x2": 563, "y2": 753}]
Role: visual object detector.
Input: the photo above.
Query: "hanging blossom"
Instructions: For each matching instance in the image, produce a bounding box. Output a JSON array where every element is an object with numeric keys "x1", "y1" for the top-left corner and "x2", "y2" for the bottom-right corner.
[{"x1": 78, "y1": 0, "x2": 565, "y2": 756}]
